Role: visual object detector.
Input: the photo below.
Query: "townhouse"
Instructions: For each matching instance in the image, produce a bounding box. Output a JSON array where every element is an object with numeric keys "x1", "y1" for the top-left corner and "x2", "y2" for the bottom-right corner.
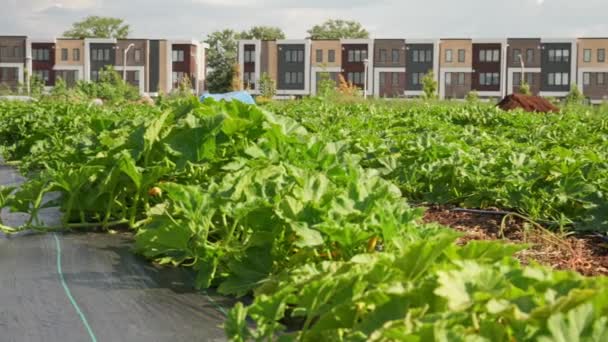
[
  {"x1": 0, "y1": 36, "x2": 27, "y2": 91},
  {"x1": 0, "y1": 36, "x2": 207, "y2": 95},
  {"x1": 577, "y1": 38, "x2": 608, "y2": 103},
  {"x1": 237, "y1": 36, "x2": 608, "y2": 102}
]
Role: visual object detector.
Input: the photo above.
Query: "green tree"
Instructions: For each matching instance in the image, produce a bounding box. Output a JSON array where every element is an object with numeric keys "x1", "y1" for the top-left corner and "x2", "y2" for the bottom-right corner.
[
  {"x1": 205, "y1": 27, "x2": 285, "y2": 93},
  {"x1": 307, "y1": 19, "x2": 369, "y2": 39},
  {"x1": 205, "y1": 29, "x2": 240, "y2": 93},
  {"x1": 422, "y1": 70, "x2": 438, "y2": 100},
  {"x1": 240, "y1": 26, "x2": 286, "y2": 40},
  {"x1": 63, "y1": 16, "x2": 130, "y2": 39}
]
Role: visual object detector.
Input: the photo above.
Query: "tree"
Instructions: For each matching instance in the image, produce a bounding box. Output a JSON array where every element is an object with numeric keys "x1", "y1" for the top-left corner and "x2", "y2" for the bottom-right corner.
[
  {"x1": 240, "y1": 26, "x2": 285, "y2": 40},
  {"x1": 205, "y1": 29, "x2": 240, "y2": 93},
  {"x1": 205, "y1": 26, "x2": 285, "y2": 93},
  {"x1": 64, "y1": 16, "x2": 130, "y2": 39},
  {"x1": 422, "y1": 71, "x2": 438, "y2": 100},
  {"x1": 307, "y1": 19, "x2": 369, "y2": 40}
]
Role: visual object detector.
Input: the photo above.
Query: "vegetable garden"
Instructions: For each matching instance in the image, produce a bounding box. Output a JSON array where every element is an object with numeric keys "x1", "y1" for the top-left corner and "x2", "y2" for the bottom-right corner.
[{"x1": 1, "y1": 97, "x2": 607, "y2": 341}]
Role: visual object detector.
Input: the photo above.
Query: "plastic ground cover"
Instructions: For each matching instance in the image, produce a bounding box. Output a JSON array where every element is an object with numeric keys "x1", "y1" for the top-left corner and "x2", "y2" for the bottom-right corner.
[{"x1": 0, "y1": 163, "x2": 234, "y2": 342}]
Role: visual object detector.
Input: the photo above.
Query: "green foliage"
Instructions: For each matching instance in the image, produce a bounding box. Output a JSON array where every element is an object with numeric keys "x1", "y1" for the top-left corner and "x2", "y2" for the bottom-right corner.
[
  {"x1": 74, "y1": 66, "x2": 140, "y2": 103},
  {"x1": 29, "y1": 74, "x2": 45, "y2": 98},
  {"x1": 422, "y1": 70, "x2": 438, "y2": 100},
  {"x1": 239, "y1": 26, "x2": 285, "y2": 40},
  {"x1": 1, "y1": 98, "x2": 608, "y2": 341},
  {"x1": 466, "y1": 90, "x2": 479, "y2": 103},
  {"x1": 565, "y1": 84, "x2": 585, "y2": 106},
  {"x1": 51, "y1": 77, "x2": 70, "y2": 100},
  {"x1": 63, "y1": 16, "x2": 130, "y2": 39},
  {"x1": 258, "y1": 73, "x2": 276, "y2": 100},
  {"x1": 317, "y1": 71, "x2": 337, "y2": 98},
  {"x1": 519, "y1": 81, "x2": 532, "y2": 95},
  {"x1": 307, "y1": 19, "x2": 369, "y2": 39},
  {"x1": 205, "y1": 29, "x2": 240, "y2": 93},
  {"x1": 266, "y1": 99, "x2": 608, "y2": 231}
]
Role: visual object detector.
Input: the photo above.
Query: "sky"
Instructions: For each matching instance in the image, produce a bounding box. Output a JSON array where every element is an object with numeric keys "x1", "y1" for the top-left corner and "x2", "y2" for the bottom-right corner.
[{"x1": 3, "y1": 0, "x2": 608, "y2": 40}]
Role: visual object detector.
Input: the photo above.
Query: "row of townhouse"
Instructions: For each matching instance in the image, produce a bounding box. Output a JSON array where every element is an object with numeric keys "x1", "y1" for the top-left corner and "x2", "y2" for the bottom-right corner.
[
  {"x1": 0, "y1": 36, "x2": 206, "y2": 95},
  {"x1": 238, "y1": 37, "x2": 608, "y2": 103}
]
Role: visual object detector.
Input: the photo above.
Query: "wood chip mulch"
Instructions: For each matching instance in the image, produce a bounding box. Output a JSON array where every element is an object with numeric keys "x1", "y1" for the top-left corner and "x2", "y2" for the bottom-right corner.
[{"x1": 422, "y1": 205, "x2": 608, "y2": 276}]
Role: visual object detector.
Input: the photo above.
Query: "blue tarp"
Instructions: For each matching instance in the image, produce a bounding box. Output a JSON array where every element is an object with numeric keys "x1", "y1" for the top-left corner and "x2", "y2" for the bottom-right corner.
[{"x1": 199, "y1": 91, "x2": 255, "y2": 105}]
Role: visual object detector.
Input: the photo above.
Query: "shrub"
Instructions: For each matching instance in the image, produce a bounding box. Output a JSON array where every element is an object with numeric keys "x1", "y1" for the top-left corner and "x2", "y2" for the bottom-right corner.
[
  {"x1": 422, "y1": 70, "x2": 438, "y2": 100},
  {"x1": 518, "y1": 81, "x2": 532, "y2": 96}
]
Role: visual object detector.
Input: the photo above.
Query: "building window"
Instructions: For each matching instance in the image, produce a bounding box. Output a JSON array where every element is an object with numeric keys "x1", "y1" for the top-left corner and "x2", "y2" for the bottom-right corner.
[
  {"x1": 379, "y1": 49, "x2": 387, "y2": 62},
  {"x1": 244, "y1": 49, "x2": 255, "y2": 63},
  {"x1": 328, "y1": 49, "x2": 335, "y2": 63},
  {"x1": 479, "y1": 72, "x2": 499, "y2": 85},
  {"x1": 91, "y1": 70, "x2": 99, "y2": 82},
  {"x1": 346, "y1": 71, "x2": 364, "y2": 85},
  {"x1": 243, "y1": 71, "x2": 255, "y2": 88},
  {"x1": 172, "y1": 71, "x2": 185, "y2": 88},
  {"x1": 445, "y1": 49, "x2": 452, "y2": 62},
  {"x1": 598, "y1": 73, "x2": 605, "y2": 85},
  {"x1": 411, "y1": 72, "x2": 423, "y2": 86},
  {"x1": 513, "y1": 49, "x2": 521, "y2": 63},
  {"x1": 445, "y1": 72, "x2": 452, "y2": 86},
  {"x1": 598, "y1": 49, "x2": 605, "y2": 62},
  {"x1": 526, "y1": 49, "x2": 534, "y2": 63},
  {"x1": 0, "y1": 46, "x2": 8, "y2": 58},
  {"x1": 392, "y1": 49, "x2": 400, "y2": 63},
  {"x1": 583, "y1": 72, "x2": 590, "y2": 85},
  {"x1": 134, "y1": 49, "x2": 142, "y2": 62},
  {"x1": 285, "y1": 50, "x2": 304, "y2": 63},
  {"x1": 479, "y1": 49, "x2": 499, "y2": 62},
  {"x1": 379, "y1": 72, "x2": 385, "y2": 85},
  {"x1": 412, "y1": 49, "x2": 432, "y2": 63},
  {"x1": 548, "y1": 72, "x2": 569, "y2": 86},
  {"x1": 61, "y1": 48, "x2": 68, "y2": 61},
  {"x1": 0, "y1": 67, "x2": 18, "y2": 81},
  {"x1": 392, "y1": 72, "x2": 399, "y2": 85},
  {"x1": 32, "y1": 48, "x2": 50, "y2": 61},
  {"x1": 172, "y1": 50, "x2": 184, "y2": 62},
  {"x1": 457, "y1": 72, "x2": 465, "y2": 85},
  {"x1": 73, "y1": 48, "x2": 80, "y2": 61},
  {"x1": 316, "y1": 49, "x2": 323, "y2": 63},
  {"x1": 347, "y1": 49, "x2": 367, "y2": 62},
  {"x1": 548, "y1": 48, "x2": 569, "y2": 63},
  {"x1": 14, "y1": 46, "x2": 21, "y2": 58},
  {"x1": 513, "y1": 72, "x2": 521, "y2": 86},
  {"x1": 284, "y1": 71, "x2": 304, "y2": 85},
  {"x1": 458, "y1": 49, "x2": 465, "y2": 63},
  {"x1": 584, "y1": 49, "x2": 592, "y2": 63},
  {"x1": 91, "y1": 48, "x2": 111, "y2": 62}
]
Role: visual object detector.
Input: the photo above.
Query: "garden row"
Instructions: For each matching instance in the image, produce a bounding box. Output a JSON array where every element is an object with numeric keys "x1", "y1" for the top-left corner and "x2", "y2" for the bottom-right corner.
[
  {"x1": 0, "y1": 98, "x2": 607, "y2": 341},
  {"x1": 269, "y1": 99, "x2": 608, "y2": 232}
]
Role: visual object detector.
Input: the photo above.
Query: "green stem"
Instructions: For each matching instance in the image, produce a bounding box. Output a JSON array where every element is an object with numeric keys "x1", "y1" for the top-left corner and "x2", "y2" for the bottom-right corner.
[{"x1": 129, "y1": 191, "x2": 140, "y2": 229}]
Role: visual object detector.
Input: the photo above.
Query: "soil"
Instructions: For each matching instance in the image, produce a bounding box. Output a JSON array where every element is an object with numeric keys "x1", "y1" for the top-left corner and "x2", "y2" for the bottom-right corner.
[
  {"x1": 497, "y1": 93, "x2": 560, "y2": 113},
  {"x1": 422, "y1": 205, "x2": 608, "y2": 276}
]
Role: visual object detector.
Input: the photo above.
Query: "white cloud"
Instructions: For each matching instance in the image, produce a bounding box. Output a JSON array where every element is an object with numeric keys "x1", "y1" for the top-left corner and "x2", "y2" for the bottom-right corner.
[{"x1": 2, "y1": 0, "x2": 608, "y2": 39}]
